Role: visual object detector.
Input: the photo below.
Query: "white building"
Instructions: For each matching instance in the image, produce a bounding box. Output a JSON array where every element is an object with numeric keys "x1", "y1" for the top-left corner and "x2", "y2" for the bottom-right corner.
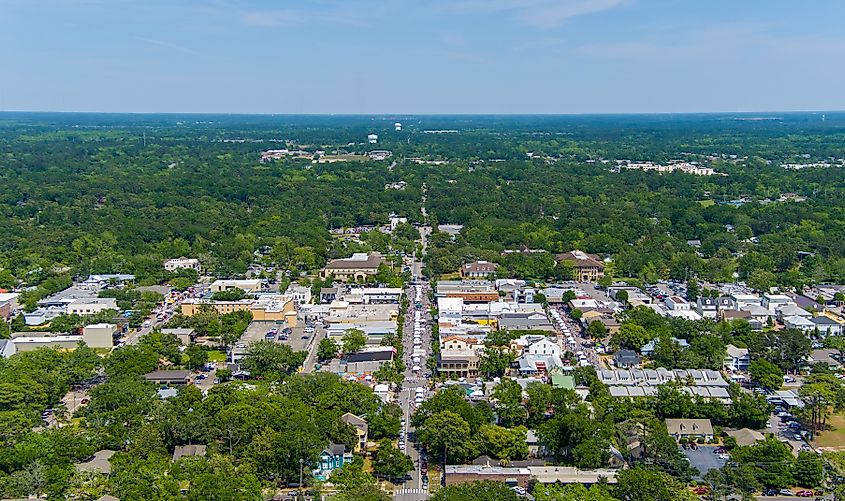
[
  {"x1": 762, "y1": 294, "x2": 796, "y2": 311},
  {"x1": 524, "y1": 337, "x2": 561, "y2": 358},
  {"x1": 164, "y1": 257, "x2": 201, "y2": 273},
  {"x1": 210, "y1": 279, "x2": 263, "y2": 293},
  {"x1": 664, "y1": 296, "x2": 691, "y2": 311},
  {"x1": 285, "y1": 284, "x2": 312, "y2": 305},
  {"x1": 67, "y1": 298, "x2": 118, "y2": 316},
  {"x1": 724, "y1": 344, "x2": 750, "y2": 371},
  {"x1": 82, "y1": 323, "x2": 118, "y2": 349}
]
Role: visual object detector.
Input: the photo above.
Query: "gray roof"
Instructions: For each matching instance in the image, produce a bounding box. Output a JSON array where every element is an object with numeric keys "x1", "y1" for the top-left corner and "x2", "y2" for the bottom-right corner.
[
  {"x1": 172, "y1": 444, "x2": 207, "y2": 461},
  {"x1": 75, "y1": 450, "x2": 116, "y2": 475}
]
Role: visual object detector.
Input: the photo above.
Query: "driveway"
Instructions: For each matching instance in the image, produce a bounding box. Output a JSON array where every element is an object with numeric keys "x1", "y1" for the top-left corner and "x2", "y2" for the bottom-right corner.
[{"x1": 680, "y1": 445, "x2": 726, "y2": 480}]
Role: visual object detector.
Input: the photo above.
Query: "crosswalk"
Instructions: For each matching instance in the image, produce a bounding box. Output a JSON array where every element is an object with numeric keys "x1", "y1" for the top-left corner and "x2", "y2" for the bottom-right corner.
[
  {"x1": 405, "y1": 377, "x2": 427, "y2": 383},
  {"x1": 394, "y1": 488, "x2": 428, "y2": 495}
]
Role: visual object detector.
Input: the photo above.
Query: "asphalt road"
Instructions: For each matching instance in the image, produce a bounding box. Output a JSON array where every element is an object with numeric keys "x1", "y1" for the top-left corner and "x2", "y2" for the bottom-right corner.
[{"x1": 395, "y1": 277, "x2": 433, "y2": 501}]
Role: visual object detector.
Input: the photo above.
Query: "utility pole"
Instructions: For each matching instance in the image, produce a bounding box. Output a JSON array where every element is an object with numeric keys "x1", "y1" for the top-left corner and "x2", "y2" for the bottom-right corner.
[{"x1": 299, "y1": 457, "x2": 304, "y2": 496}]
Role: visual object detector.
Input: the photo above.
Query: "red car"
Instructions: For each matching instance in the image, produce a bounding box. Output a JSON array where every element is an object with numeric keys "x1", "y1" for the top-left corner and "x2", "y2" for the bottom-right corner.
[
  {"x1": 692, "y1": 486, "x2": 709, "y2": 495},
  {"x1": 796, "y1": 490, "x2": 814, "y2": 497}
]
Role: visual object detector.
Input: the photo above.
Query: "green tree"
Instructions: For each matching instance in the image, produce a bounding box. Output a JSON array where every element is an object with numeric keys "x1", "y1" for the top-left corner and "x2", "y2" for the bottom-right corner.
[
  {"x1": 613, "y1": 323, "x2": 650, "y2": 351},
  {"x1": 748, "y1": 359, "x2": 784, "y2": 391},
  {"x1": 342, "y1": 329, "x2": 367, "y2": 354},
  {"x1": 570, "y1": 308, "x2": 583, "y2": 320},
  {"x1": 479, "y1": 346, "x2": 515, "y2": 378},
  {"x1": 748, "y1": 269, "x2": 776, "y2": 293},
  {"x1": 417, "y1": 411, "x2": 474, "y2": 464},
  {"x1": 240, "y1": 341, "x2": 306, "y2": 378},
  {"x1": 477, "y1": 425, "x2": 528, "y2": 461},
  {"x1": 534, "y1": 483, "x2": 615, "y2": 501},
  {"x1": 318, "y1": 337, "x2": 340, "y2": 361},
  {"x1": 185, "y1": 344, "x2": 208, "y2": 370},
  {"x1": 615, "y1": 467, "x2": 695, "y2": 501},
  {"x1": 794, "y1": 451, "x2": 823, "y2": 487},
  {"x1": 372, "y1": 439, "x2": 414, "y2": 481},
  {"x1": 587, "y1": 320, "x2": 607, "y2": 339}
]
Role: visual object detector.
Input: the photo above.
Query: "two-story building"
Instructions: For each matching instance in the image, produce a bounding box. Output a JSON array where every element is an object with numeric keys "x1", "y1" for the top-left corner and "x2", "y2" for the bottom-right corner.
[
  {"x1": 555, "y1": 251, "x2": 605, "y2": 282},
  {"x1": 321, "y1": 252, "x2": 385, "y2": 282},
  {"x1": 724, "y1": 344, "x2": 750, "y2": 371},
  {"x1": 461, "y1": 261, "x2": 498, "y2": 279}
]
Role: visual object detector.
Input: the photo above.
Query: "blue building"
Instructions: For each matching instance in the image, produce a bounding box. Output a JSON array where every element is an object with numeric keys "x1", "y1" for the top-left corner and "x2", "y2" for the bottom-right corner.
[{"x1": 315, "y1": 443, "x2": 352, "y2": 480}]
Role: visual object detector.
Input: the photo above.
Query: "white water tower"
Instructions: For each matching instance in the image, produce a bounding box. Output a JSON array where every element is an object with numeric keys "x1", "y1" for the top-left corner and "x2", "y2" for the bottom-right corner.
[
  {"x1": 367, "y1": 133, "x2": 378, "y2": 144},
  {"x1": 394, "y1": 122, "x2": 402, "y2": 131}
]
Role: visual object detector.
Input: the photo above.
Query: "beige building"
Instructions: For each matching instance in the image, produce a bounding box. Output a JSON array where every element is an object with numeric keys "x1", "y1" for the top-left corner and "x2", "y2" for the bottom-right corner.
[
  {"x1": 209, "y1": 279, "x2": 263, "y2": 293},
  {"x1": 67, "y1": 298, "x2": 118, "y2": 316},
  {"x1": 181, "y1": 295, "x2": 297, "y2": 325},
  {"x1": 341, "y1": 413, "x2": 369, "y2": 453},
  {"x1": 164, "y1": 257, "x2": 201, "y2": 273},
  {"x1": 461, "y1": 260, "x2": 497, "y2": 278},
  {"x1": 82, "y1": 323, "x2": 118, "y2": 349},
  {"x1": 321, "y1": 252, "x2": 385, "y2": 282},
  {"x1": 556, "y1": 250, "x2": 605, "y2": 282}
]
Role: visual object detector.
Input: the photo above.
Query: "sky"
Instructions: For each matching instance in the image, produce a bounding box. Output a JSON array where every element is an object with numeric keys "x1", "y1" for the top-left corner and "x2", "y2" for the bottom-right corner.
[{"x1": 2, "y1": 0, "x2": 844, "y2": 114}]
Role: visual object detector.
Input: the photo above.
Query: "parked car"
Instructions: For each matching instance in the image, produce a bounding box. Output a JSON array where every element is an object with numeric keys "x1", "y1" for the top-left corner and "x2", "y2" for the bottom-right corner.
[
  {"x1": 796, "y1": 490, "x2": 814, "y2": 497},
  {"x1": 692, "y1": 486, "x2": 709, "y2": 495}
]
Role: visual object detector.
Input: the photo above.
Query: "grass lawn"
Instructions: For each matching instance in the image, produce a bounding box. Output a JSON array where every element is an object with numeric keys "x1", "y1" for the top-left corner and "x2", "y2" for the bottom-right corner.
[
  {"x1": 813, "y1": 413, "x2": 845, "y2": 449},
  {"x1": 698, "y1": 199, "x2": 716, "y2": 207},
  {"x1": 206, "y1": 350, "x2": 227, "y2": 362}
]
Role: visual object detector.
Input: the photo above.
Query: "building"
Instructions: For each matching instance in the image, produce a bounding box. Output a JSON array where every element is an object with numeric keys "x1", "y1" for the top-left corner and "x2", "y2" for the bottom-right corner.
[
  {"x1": 0, "y1": 339, "x2": 17, "y2": 358},
  {"x1": 394, "y1": 122, "x2": 402, "y2": 131},
  {"x1": 285, "y1": 283, "x2": 312, "y2": 305},
  {"x1": 809, "y1": 349, "x2": 842, "y2": 370},
  {"x1": 143, "y1": 370, "x2": 191, "y2": 385},
  {"x1": 67, "y1": 297, "x2": 118, "y2": 316},
  {"x1": 812, "y1": 316, "x2": 844, "y2": 336},
  {"x1": 367, "y1": 134, "x2": 378, "y2": 144},
  {"x1": 209, "y1": 279, "x2": 263, "y2": 293},
  {"x1": 517, "y1": 353, "x2": 565, "y2": 375},
  {"x1": 437, "y1": 350, "x2": 480, "y2": 379},
  {"x1": 172, "y1": 445, "x2": 207, "y2": 462},
  {"x1": 641, "y1": 337, "x2": 689, "y2": 357},
  {"x1": 724, "y1": 344, "x2": 750, "y2": 371},
  {"x1": 82, "y1": 323, "x2": 118, "y2": 349},
  {"x1": 614, "y1": 350, "x2": 640, "y2": 368},
  {"x1": 317, "y1": 444, "x2": 353, "y2": 479},
  {"x1": 341, "y1": 413, "x2": 368, "y2": 453},
  {"x1": 784, "y1": 315, "x2": 815, "y2": 332},
  {"x1": 181, "y1": 295, "x2": 296, "y2": 324},
  {"x1": 321, "y1": 252, "x2": 384, "y2": 282},
  {"x1": 344, "y1": 347, "x2": 395, "y2": 373},
  {"x1": 160, "y1": 328, "x2": 196, "y2": 345},
  {"x1": 762, "y1": 294, "x2": 796, "y2": 311},
  {"x1": 664, "y1": 296, "x2": 691, "y2": 311},
  {"x1": 436, "y1": 281, "x2": 500, "y2": 303},
  {"x1": 695, "y1": 297, "x2": 718, "y2": 319},
  {"x1": 599, "y1": 368, "x2": 731, "y2": 402},
  {"x1": 0, "y1": 292, "x2": 20, "y2": 319},
  {"x1": 523, "y1": 337, "x2": 561, "y2": 357},
  {"x1": 725, "y1": 428, "x2": 764, "y2": 447},
  {"x1": 11, "y1": 333, "x2": 84, "y2": 352},
  {"x1": 445, "y1": 464, "x2": 531, "y2": 489},
  {"x1": 75, "y1": 450, "x2": 116, "y2": 475},
  {"x1": 665, "y1": 418, "x2": 714, "y2": 442},
  {"x1": 163, "y1": 257, "x2": 201, "y2": 273},
  {"x1": 556, "y1": 250, "x2": 605, "y2": 282},
  {"x1": 461, "y1": 260, "x2": 498, "y2": 279}
]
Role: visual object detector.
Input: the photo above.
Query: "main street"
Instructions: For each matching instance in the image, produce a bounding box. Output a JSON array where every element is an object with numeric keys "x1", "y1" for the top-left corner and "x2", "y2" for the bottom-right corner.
[{"x1": 395, "y1": 234, "x2": 433, "y2": 501}]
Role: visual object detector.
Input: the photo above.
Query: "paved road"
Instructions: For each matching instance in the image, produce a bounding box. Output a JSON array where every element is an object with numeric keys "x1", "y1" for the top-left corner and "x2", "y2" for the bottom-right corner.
[
  {"x1": 396, "y1": 277, "x2": 432, "y2": 500},
  {"x1": 301, "y1": 324, "x2": 326, "y2": 373}
]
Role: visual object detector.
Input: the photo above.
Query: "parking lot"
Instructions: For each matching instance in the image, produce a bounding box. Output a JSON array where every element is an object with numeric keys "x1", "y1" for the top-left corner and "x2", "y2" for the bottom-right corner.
[{"x1": 680, "y1": 445, "x2": 726, "y2": 480}]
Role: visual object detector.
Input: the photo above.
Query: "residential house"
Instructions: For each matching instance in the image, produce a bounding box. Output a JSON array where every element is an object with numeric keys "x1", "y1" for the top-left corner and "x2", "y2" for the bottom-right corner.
[
  {"x1": 664, "y1": 296, "x2": 691, "y2": 311},
  {"x1": 809, "y1": 349, "x2": 842, "y2": 370},
  {"x1": 695, "y1": 297, "x2": 718, "y2": 319},
  {"x1": 172, "y1": 445, "x2": 207, "y2": 462},
  {"x1": 614, "y1": 350, "x2": 640, "y2": 368},
  {"x1": 75, "y1": 450, "x2": 116, "y2": 476},
  {"x1": 762, "y1": 294, "x2": 796, "y2": 311},
  {"x1": 725, "y1": 428, "x2": 764, "y2": 447},
  {"x1": 741, "y1": 304, "x2": 772, "y2": 325},
  {"x1": 731, "y1": 293, "x2": 761, "y2": 310},
  {"x1": 144, "y1": 370, "x2": 191, "y2": 385},
  {"x1": 285, "y1": 283, "x2": 312, "y2": 305},
  {"x1": 524, "y1": 337, "x2": 561, "y2": 357},
  {"x1": 777, "y1": 305, "x2": 811, "y2": 322},
  {"x1": 599, "y1": 317, "x2": 622, "y2": 335},
  {"x1": 665, "y1": 418, "x2": 714, "y2": 442},
  {"x1": 316, "y1": 444, "x2": 353, "y2": 479},
  {"x1": 341, "y1": 413, "x2": 369, "y2": 453},
  {"x1": 784, "y1": 315, "x2": 815, "y2": 332},
  {"x1": 321, "y1": 252, "x2": 385, "y2": 282},
  {"x1": 517, "y1": 353, "x2": 565, "y2": 375},
  {"x1": 724, "y1": 344, "x2": 750, "y2": 371},
  {"x1": 811, "y1": 316, "x2": 843, "y2": 336},
  {"x1": 714, "y1": 297, "x2": 736, "y2": 311},
  {"x1": 461, "y1": 260, "x2": 498, "y2": 279},
  {"x1": 320, "y1": 287, "x2": 338, "y2": 303},
  {"x1": 641, "y1": 337, "x2": 689, "y2": 357},
  {"x1": 556, "y1": 250, "x2": 605, "y2": 282},
  {"x1": 0, "y1": 339, "x2": 16, "y2": 359}
]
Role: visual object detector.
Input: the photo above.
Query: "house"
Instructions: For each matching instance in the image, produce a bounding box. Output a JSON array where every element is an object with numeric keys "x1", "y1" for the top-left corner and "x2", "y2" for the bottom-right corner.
[
  {"x1": 811, "y1": 316, "x2": 844, "y2": 336},
  {"x1": 75, "y1": 450, "x2": 116, "y2": 475},
  {"x1": 724, "y1": 344, "x2": 750, "y2": 371},
  {"x1": 762, "y1": 294, "x2": 796, "y2": 311},
  {"x1": 160, "y1": 328, "x2": 196, "y2": 345},
  {"x1": 687, "y1": 240, "x2": 702, "y2": 248},
  {"x1": 664, "y1": 296, "x2": 691, "y2": 311},
  {"x1": 695, "y1": 297, "x2": 718, "y2": 319},
  {"x1": 741, "y1": 304, "x2": 772, "y2": 324},
  {"x1": 556, "y1": 250, "x2": 605, "y2": 282},
  {"x1": 777, "y1": 305, "x2": 811, "y2": 322},
  {"x1": 641, "y1": 337, "x2": 689, "y2": 357},
  {"x1": 725, "y1": 428, "x2": 764, "y2": 447},
  {"x1": 144, "y1": 370, "x2": 191, "y2": 385},
  {"x1": 0, "y1": 292, "x2": 20, "y2": 319},
  {"x1": 614, "y1": 350, "x2": 640, "y2": 368},
  {"x1": 731, "y1": 293, "x2": 761, "y2": 309},
  {"x1": 714, "y1": 297, "x2": 736, "y2": 311},
  {"x1": 320, "y1": 287, "x2": 338, "y2": 303},
  {"x1": 665, "y1": 418, "x2": 714, "y2": 442},
  {"x1": 172, "y1": 444, "x2": 207, "y2": 462},
  {"x1": 461, "y1": 260, "x2": 498, "y2": 279},
  {"x1": 809, "y1": 349, "x2": 842, "y2": 370},
  {"x1": 321, "y1": 252, "x2": 385, "y2": 282},
  {"x1": 0, "y1": 339, "x2": 16, "y2": 359},
  {"x1": 524, "y1": 337, "x2": 561, "y2": 357},
  {"x1": 341, "y1": 413, "x2": 368, "y2": 453},
  {"x1": 525, "y1": 429, "x2": 547, "y2": 458},
  {"x1": 599, "y1": 317, "x2": 622, "y2": 335},
  {"x1": 784, "y1": 315, "x2": 815, "y2": 332},
  {"x1": 517, "y1": 353, "x2": 565, "y2": 375},
  {"x1": 317, "y1": 443, "x2": 353, "y2": 478},
  {"x1": 441, "y1": 336, "x2": 482, "y2": 352},
  {"x1": 163, "y1": 257, "x2": 201, "y2": 273}
]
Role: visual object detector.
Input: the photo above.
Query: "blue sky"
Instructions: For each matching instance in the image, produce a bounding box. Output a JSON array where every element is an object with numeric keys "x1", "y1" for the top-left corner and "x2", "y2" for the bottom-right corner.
[{"x1": 2, "y1": 0, "x2": 844, "y2": 114}]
